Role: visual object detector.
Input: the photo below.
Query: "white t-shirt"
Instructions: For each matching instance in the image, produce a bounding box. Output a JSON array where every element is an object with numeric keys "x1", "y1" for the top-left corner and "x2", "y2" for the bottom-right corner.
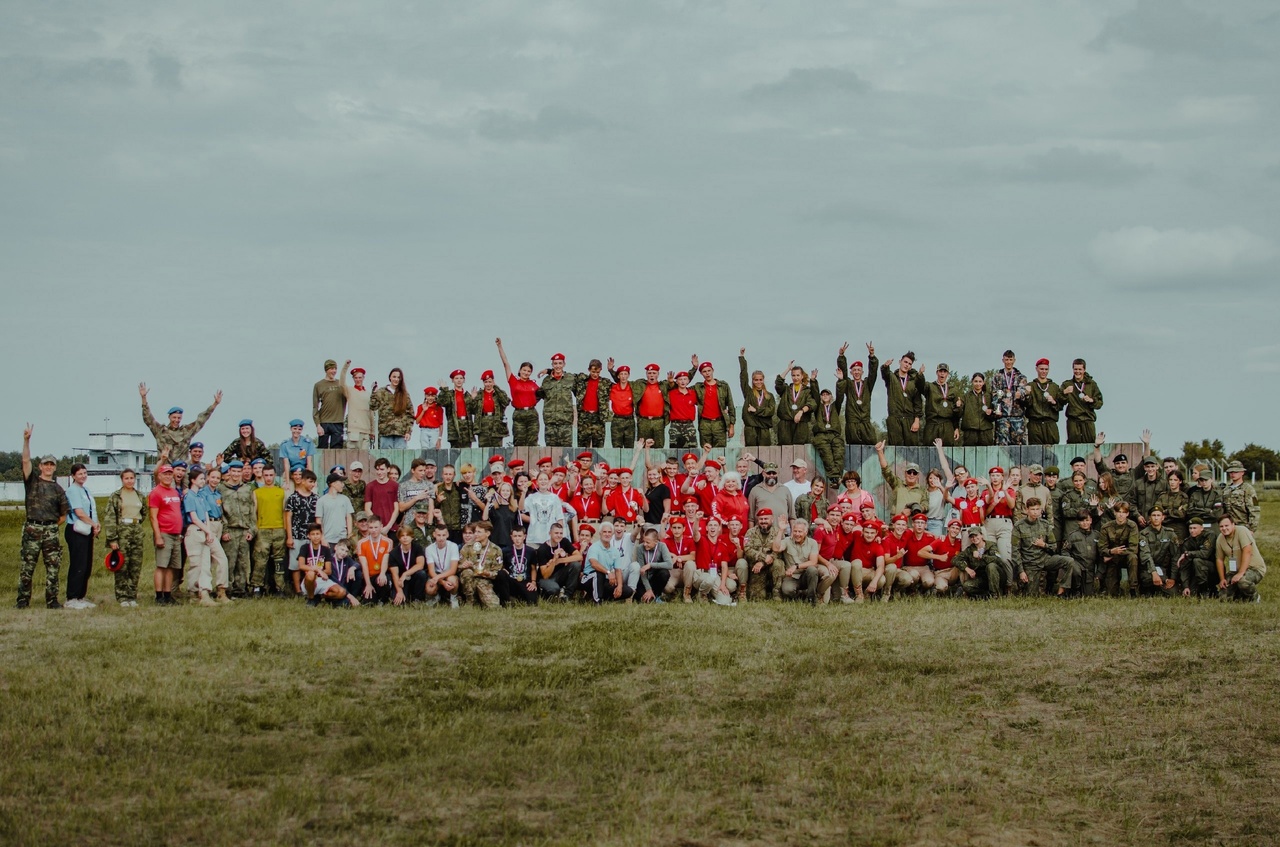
[
  {"x1": 425, "y1": 540, "x2": 460, "y2": 575},
  {"x1": 524, "y1": 492, "x2": 577, "y2": 546},
  {"x1": 783, "y1": 478, "x2": 811, "y2": 504},
  {"x1": 316, "y1": 492, "x2": 355, "y2": 544}
]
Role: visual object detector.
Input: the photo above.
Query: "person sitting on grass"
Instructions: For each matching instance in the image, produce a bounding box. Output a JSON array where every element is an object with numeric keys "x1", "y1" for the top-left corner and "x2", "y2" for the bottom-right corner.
[
  {"x1": 391, "y1": 525, "x2": 426, "y2": 605},
  {"x1": 424, "y1": 524, "x2": 461, "y2": 607},
  {"x1": 331, "y1": 541, "x2": 362, "y2": 599},
  {"x1": 956, "y1": 528, "x2": 1003, "y2": 599},
  {"x1": 458, "y1": 520, "x2": 502, "y2": 608},
  {"x1": 358, "y1": 516, "x2": 393, "y2": 604},
  {"x1": 920, "y1": 519, "x2": 963, "y2": 595},
  {"x1": 849, "y1": 519, "x2": 887, "y2": 603},
  {"x1": 1216, "y1": 515, "x2": 1266, "y2": 602},
  {"x1": 583, "y1": 520, "x2": 631, "y2": 603},
  {"x1": 297, "y1": 523, "x2": 359, "y2": 607}
]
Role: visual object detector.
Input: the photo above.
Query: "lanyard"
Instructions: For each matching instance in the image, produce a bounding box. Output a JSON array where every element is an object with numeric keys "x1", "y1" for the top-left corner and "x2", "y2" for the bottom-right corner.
[
  {"x1": 399, "y1": 545, "x2": 415, "y2": 570},
  {"x1": 1003, "y1": 370, "x2": 1016, "y2": 392}
]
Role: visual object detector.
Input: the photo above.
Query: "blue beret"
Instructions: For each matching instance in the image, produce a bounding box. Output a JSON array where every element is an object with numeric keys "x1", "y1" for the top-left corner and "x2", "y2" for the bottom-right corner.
[
  {"x1": 238, "y1": 419, "x2": 253, "y2": 427},
  {"x1": 227, "y1": 460, "x2": 244, "y2": 469},
  {"x1": 219, "y1": 463, "x2": 230, "y2": 473},
  {"x1": 167, "y1": 407, "x2": 183, "y2": 415},
  {"x1": 289, "y1": 419, "x2": 305, "y2": 428},
  {"x1": 250, "y1": 458, "x2": 266, "y2": 467},
  {"x1": 171, "y1": 461, "x2": 188, "y2": 469},
  {"x1": 190, "y1": 442, "x2": 203, "y2": 450}
]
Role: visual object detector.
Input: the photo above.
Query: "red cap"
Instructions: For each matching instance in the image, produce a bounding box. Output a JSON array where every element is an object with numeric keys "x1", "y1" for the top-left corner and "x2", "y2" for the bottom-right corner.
[
  {"x1": 508, "y1": 459, "x2": 526, "y2": 469},
  {"x1": 488, "y1": 455, "x2": 504, "y2": 465},
  {"x1": 576, "y1": 451, "x2": 593, "y2": 460},
  {"x1": 911, "y1": 513, "x2": 928, "y2": 523},
  {"x1": 157, "y1": 464, "x2": 174, "y2": 474},
  {"x1": 350, "y1": 367, "x2": 366, "y2": 376},
  {"x1": 1035, "y1": 358, "x2": 1049, "y2": 367},
  {"x1": 892, "y1": 513, "x2": 910, "y2": 524},
  {"x1": 703, "y1": 459, "x2": 722, "y2": 471},
  {"x1": 851, "y1": 361, "x2": 864, "y2": 368},
  {"x1": 645, "y1": 363, "x2": 660, "y2": 372},
  {"x1": 551, "y1": 353, "x2": 565, "y2": 362},
  {"x1": 864, "y1": 520, "x2": 884, "y2": 531},
  {"x1": 536, "y1": 457, "x2": 552, "y2": 466},
  {"x1": 450, "y1": 369, "x2": 465, "y2": 378},
  {"x1": 699, "y1": 361, "x2": 713, "y2": 372},
  {"x1": 947, "y1": 519, "x2": 962, "y2": 528},
  {"x1": 668, "y1": 517, "x2": 688, "y2": 527},
  {"x1": 756, "y1": 509, "x2": 772, "y2": 517},
  {"x1": 423, "y1": 386, "x2": 438, "y2": 395},
  {"x1": 552, "y1": 466, "x2": 568, "y2": 474},
  {"x1": 989, "y1": 466, "x2": 1005, "y2": 475},
  {"x1": 481, "y1": 369, "x2": 495, "y2": 380},
  {"x1": 681, "y1": 453, "x2": 698, "y2": 463}
]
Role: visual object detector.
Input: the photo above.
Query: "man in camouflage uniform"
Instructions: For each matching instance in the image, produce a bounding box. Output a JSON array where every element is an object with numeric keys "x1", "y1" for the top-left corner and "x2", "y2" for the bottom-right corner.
[
  {"x1": 1014, "y1": 464, "x2": 1051, "y2": 523},
  {"x1": 1187, "y1": 467, "x2": 1224, "y2": 537},
  {"x1": 1222, "y1": 460, "x2": 1260, "y2": 531},
  {"x1": 1044, "y1": 467, "x2": 1068, "y2": 544},
  {"x1": 17, "y1": 425, "x2": 69, "y2": 609},
  {"x1": 1061, "y1": 510, "x2": 1102, "y2": 595},
  {"x1": 1025, "y1": 358, "x2": 1065, "y2": 445},
  {"x1": 809, "y1": 380, "x2": 845, "y2": 487},
  {"x1": 573, "y1": 359, "x2": 612, "y2": 449},
  {"x1": 613, "y1": 362, "x2": 670, "y2": 447},
  {"x1": 1177, "y1": 521, "x2": 1217, "y2": 597},
  {"x1": 441, "y1": 370, "x2": 475, "y2": 448},
  {"x1": 1130, "y1": 456, "x2": 1169, "y2": 528},
  {"x1": 742, "y1": 510, "x2": 786, "y2": 600},
  {"x1": 218, "y1": 461, "x2": 258, "y2": 597},
  {"x1": 139, "y1": 383, "x2": 222, "y2": 465},
  {"x1": 1060, "y1": 358, "x2": 1103, "y2": 444},
  {"x1": 836, "y1": 342, "x2": 878, "y2": 445},
  {"x1": 923, "y1": 364, "x2": 961, "y2": 447},
  {"x1": 956, "y1": 528, "x2": 1004, "y2": 599},
  {"x1": 344, "y1": 462, "x2": 367, "y2": 514},
  {"x1": 738, "y1": 349, "x2": 776, "y2": 447},
  {"x1": 1012, "y1": 499, "x2": 1075, "y2": 596},
  {"x1": 469, "y1": 370, "x2": 511, "y2": 448},
  {"x1": 690, "y1": 357, "x2": 736, "y2": 448},
  {"x1": 880, "y1": 353, "x2": 927, "y2": 446},
  {"x1": 1092, "y1": 432, "x2": 1151, "y2": 504},
  {"x1": 876, "y1": 442, "x2": 927, "y2": 516},
  {"x1": 457, "y1": 521, "x2": 502, "y2": 608},
  {"x1": 537, "y1": 353, "x2": 577, "y2": 446},
  {"x1": 1098, "y1": 502, "x2": 1140, "y2": 597},
  {"x1": 102, "y1": 468, "x2": 149, "y2": 605},
  {"x1": 665, "y1": 371, "x2": 700, "y2": 448},
  {"x1": 1139, "y1": 506, "x2": 1180, "y2": 596},
  {"x1": 991, "y1": 350, "x2": 1030, "y2": 446}
]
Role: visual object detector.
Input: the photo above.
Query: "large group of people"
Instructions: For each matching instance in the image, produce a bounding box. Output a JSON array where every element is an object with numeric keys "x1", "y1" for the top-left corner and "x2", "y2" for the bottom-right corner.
[{"x1": 15, "y1": 367, "x2": 1266, "y2": 607}]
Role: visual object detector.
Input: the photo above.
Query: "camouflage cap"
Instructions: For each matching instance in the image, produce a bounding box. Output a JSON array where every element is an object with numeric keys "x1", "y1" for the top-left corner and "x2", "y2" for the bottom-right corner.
[
  {"x1": 355, "y1": 510, "x2": 371, "y2": 521},
  {"x1": 904, "y1": 462, "x2": 921, "y2": 473},
  {"x1": 763, "y1": 462, "x2": 779, "y2": 471},
  {"x1": 39, "y1": 455, "x2": 57, "y2": 465},
  {"x1": 1028, "y1": 464, "x2": 1044, "y2": 474},
  {"x1": 324, "y1": 359, "x2": 338, "y2": 369},
  {"x1": 1225, "y1": 460, "x2": 1245, "y2": 473}
]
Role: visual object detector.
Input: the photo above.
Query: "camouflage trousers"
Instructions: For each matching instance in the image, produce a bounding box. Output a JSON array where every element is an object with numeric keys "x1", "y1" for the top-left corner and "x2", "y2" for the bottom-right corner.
[
  {"x1": 812, "y1": 432, "x2": 845, "y2": 485},
  {"x1": 845, "y1": 416, "x2": 877, "y2": 446},
  {"x1": 544, "y1": 422, "x2": 573, "y2": 447},
  {"x1": 960, "y1": 560, "x2": 1002, "y2": 598},
  {"x1": 1221, "y1": 567, "x2": 1264, "y2": 601},
  {"x1": 1026, "y1": 420, "x2": 1060, "y2": 445},
  {"x1": 742, "y1": 424, "x2": 773, "y2": 447},
  {"x1": 924, "y1": 421, "x2": 957, "y2": 447},
  {"x1": 18, "y1": 522, "x2": 62, "y2": 607},
  {"x1": 669, "y1": 420, "x2": 698, "y2": 448},
  {"x1": 995, "y1": 416, "x2": 1028, "y2": 446},
  {"x1": 223, "y1": 527, "x2": 252, "y2": 595},
  {"x1": 775, "y1": 419, "x2": 811, "y2": 446},
  {"x1": 577, "y1": 413, "x2": 606, "y2": 448},
  {"x1": 698, "y1": 419, "x2": 727, "y2": 448},
  {"x1": 610, "y1": 416, "x2": 636, "y2": 449},
  {"x1": 885, "y1": 416, "x2": 920, "y2": 446},
  {"x1": 1066, "y1": 420, "x2": 1096, "y2": 445},
  {"x1": 448, "y1": 421, "x2": 475, "y2": 448},
  {"x1": 511, "y1": 409, "x2": 539, "y2": 447},
  {"x1": 252, "y1": 528, "x2": 287, "y2": 589},
  {"x1": 636, "y1": 417, "x2": 666, "y2": 448},
  {"x1": 745, "y1": 558, "x2": 785, "y2": 601},
  {"x1": 113, "y1": 525, "x2": 147, "y2": 603},
  {"x1": 476, "y1": 415, "x2": 508, "y2": 448},
  {"x1": 458, "y1": 568, "x2": 500, "y2": 608}
]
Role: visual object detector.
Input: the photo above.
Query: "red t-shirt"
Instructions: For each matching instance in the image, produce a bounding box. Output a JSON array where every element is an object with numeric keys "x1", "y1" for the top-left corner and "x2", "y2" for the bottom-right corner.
[
  {"x1": 482, "y1": 390, "x2": 496, "y2": 415},
  {"x1": 606, "y1": 487, "x2": 646, "y2": 523},
  {"x1": 582, "y1": 377, "x2": 600, "y2": 413},
  {"x1": 955, "y1": 496, "x2": 985, "y2": 526},
  {"x1": 148, "y1": 485, "x2": 184, "y2": 535},
  {"x1": 669, "y1": 389, "x2": 696, "y2": 422},
  {"x1": 850, "y1": 536, "x2": 885, "y2": 566},
  {"x1": 664, "y1": 536, "x2": 695, "y2": 564},
  {"x1": 711, "y1": 490, "x2": 748, "y2": 527},
  {"x1": 695, "y1": 534, "x2": 735, "y2": 571},
  {"x1": 881, "y1": 533, "x2": 907, "y2": 565},
  {"x1": 638, "y1": 383, "x2": 664, "y2": 418},
  {"x1": 902, "y1": 531, "x2": 936, "y2": 568},
  {"x1": 668, "y1": 474, "x2": 691, "y2": 511},
  {"x1": 611, "y1": 383, "x2": 634, "y2": 416},
  {"x1": 364, "y1": 479, "x2": 399, "y2": 526},
  {"x1": 813, "y1": 525, "x2": 856, "y2": 561},
  {"x1": 694, "y1": 479, "x2": 719, "y2": 516},
  {"x1": 452, "y1": 389, "x2": 468, "y2": 419},
  {"x1": 415, "y1": 403, "x2": 444, "y2": 428},
  {"x1": 930, "y1": 536, "x2": 962, "y2": 570},
  {"x1": 569, "y1": 493, "x2": 603, "y2": 521},
  {"x1": 703, "y1": 382, "x2": 721, "y2": 420},
  {"x1": 986, "y1": 487, "x2": 1015, "y2": 519},
  {"x1": 509, "y1": 376, "x2": 539, "y2": 410}
]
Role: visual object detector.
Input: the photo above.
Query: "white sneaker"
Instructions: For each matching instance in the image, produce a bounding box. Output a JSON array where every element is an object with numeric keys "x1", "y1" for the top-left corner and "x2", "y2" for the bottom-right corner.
[
  {"x1": 82, "y1": 599, "x2": 96, "y2": 609},
  {"x1": 65, "y1": 599, "x2": 86, "y2": 610},
  {"x1": 449, "y1": 596, "x2": 459, "y2": 608}
]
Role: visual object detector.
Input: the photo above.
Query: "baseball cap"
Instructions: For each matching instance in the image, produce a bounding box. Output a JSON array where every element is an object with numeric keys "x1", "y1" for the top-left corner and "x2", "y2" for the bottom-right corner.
[
  {"x1": 904, "y1": 462, "x2": 921, "y2": 473},
  {"x1": 38, "y1": 454, "x2": 57, "y2": 465},
  {"x1": 790, "y1": 458, "x2": 808, "y2": 469},
  {"x1": 355, "y1": 510, "x2": 371, "y2": 521},
  {"x1": 157, "y1": 464, "x2": 174, "y2": 474},
  {"x1": 763, "y1": 462, "x2": 779, "y2": 472},
  {"x1": 349, "y1": 461, "x2": 364, "y2": 471},
  {"x1": 324, "y1": 359, "x2": 337, "y2": 369},
  {"x1": 1142, "y1": 456, "x2": 1159, "y2": 466}
]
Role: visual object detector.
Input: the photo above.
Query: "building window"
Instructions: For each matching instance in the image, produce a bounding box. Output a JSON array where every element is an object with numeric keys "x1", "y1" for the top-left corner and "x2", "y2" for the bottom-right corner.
[{"x1": 97, "y1": 455, "x2": 109, "y2": 465}]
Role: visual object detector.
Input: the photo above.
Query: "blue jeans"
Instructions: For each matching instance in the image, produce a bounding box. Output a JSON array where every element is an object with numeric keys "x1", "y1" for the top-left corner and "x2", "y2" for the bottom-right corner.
[
  {"x1": 378, "y1": 436, "x2": 407, "y2": 449},
  {"x1": 927, "y1": 518, "x2": 945, "y2": 537}
]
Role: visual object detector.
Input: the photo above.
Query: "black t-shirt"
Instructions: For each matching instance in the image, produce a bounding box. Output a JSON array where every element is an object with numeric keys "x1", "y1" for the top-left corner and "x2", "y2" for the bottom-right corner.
[
  {"x1": 488, "y1": 504, "x2": 520, "y2": 548},
  {"x1": 644, "y1": 483, "x2": 671, "y2": 525},
  {"x1": 502, "y1": 544, "x2": 533, "y2": 581},
  {"x1": 390, "y1": 543, "x2": 425, "y2": 575},
  {"x1": 295, "y1": 543, "x2": 334, "y2": 574},
  {"x1": 533, "y1": 538, "x2": 576, "y2": 572}
]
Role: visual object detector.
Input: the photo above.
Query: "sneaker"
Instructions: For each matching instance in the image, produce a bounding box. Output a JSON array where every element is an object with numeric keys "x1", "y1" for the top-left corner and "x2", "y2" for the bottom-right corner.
[
  {"x1": 854, "y1": 593, "x2": 864, "y2": 604},
  {"x1": 426, "y1": 596, "x2": 439, "y2": 607},
  {"x1": 215, "y1": 587, "x2": 232, "y2": 604},
  {"x1": 251, "y1": 587, "x2": 263, "y2": 599},
  {"x1": 839, "y1": 594, "x2": 855, "y2": 605},
  {"x1": 65, "y1": 599, "x2": 86, "y2": 610},
  {"x1": 449, "y1": 596, "x2": 459, "y2": 608},
  {"x1": 305, "y1": 598, "x2": 320, "y2": 608},
  {"x1": 82, "y1": 599, "x2": 96, "y2": 609},
  {"x1": 16, "y1": 599, "x2": 29, "y2": 609}
]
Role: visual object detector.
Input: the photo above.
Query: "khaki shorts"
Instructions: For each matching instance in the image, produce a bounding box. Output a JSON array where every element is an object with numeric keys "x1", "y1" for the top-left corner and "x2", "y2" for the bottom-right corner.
[{"x1": 156, "y1": 532, "x2": 183, "y2": 570}]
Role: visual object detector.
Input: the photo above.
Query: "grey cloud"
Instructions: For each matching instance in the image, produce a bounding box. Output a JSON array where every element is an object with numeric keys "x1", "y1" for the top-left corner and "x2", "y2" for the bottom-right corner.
[
  {"x1": 745, "y1": 67, "x2": 868, "y2": 102},
  {"x1": 798, "y1": 202, "x2": 922, "y2": 229},
  {"x1": 1008, "y1": 146, "x2": 1151, "y2": 185},
  {"x1": 0, "y1": 55, "x2": 134, "y2": 89},
  {"x1": 1091, "y1": 0, "x2": 1256, "y2": 59},
  {"x1": 474, "y1": 104, "x2": 603, "y2": 142},
  {"x1": 148, "y1": 51, "x2": 182, "y2": 90}
]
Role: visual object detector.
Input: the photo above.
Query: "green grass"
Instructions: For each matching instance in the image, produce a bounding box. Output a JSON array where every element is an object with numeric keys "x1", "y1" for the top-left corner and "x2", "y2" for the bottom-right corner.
[{"x1": 1, "y1": 507, "x2": 1278, "y2": 846}]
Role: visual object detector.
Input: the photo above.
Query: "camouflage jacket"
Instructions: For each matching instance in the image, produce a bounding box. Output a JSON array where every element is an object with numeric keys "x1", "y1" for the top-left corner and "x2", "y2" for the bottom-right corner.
[
  {"x1": 835, "y1": 353, "x2": 877, "y2": 424},
  {"x1": 738, "y1": 357, "x2": 777, "y2": 428},
  {"x1": 958, "y1": 387, "x2": 996, "y2": 434},
  {"x1": 924, "y1": 381, "x2": 961, "y2": 430},
  {"x1": 1097, "y1": 520, "x2": 1139, "y2": 559},
  {"x1": 743, "y1": 524, "x2": 784, "y2": 565},
  {"x1": 1011, "y1": 517, "x2": 1057, "y2": 569},
  {"x1": 573, "y1": 373, "x2": 614, "y2": 419},
  {"x1": 142, "y1": 397, "x2": 217, "y2": 464},
  {"x1": 1223, "y1": 482, "x2": 1260, "y2": 531},
  {"x1": 1153, "y1": 489, "x2": 1190, "y2": 526},
  {"x1": 344, "y1": 479, "x2": 366, "y2": 514},
  {"x1": 459, "y1": 539, "x2": 503, "y2": 578},
  {"x1": 1062, "y1": 529, "x2": 1101, "y2": 571},
  {"x1": 371, "y1": 387, "x2": 414, "y2": 437},
  {"x1": 692, "y1": 379, "x2": 736, "y2": 426},
  {"x1": 808, "y1": 375, "x2": 841, "y2": 435},
  {"x1": 438, "y1": 386, "x2": 475, "y2": 441},
  {"x1": 880, "y1": 364, "x2": 927, "y2": 419},
  {"x1": 1060, "y1": 375, "x2": 1103, "y2": 422},
  {"x1": 466, "y1": 388, "x2": 511, "y2": 422},
  {"x1": 537, "y1": 373, "x2": 576, "y2": 425},
  {"x1": 102, "y1": 487, "x2": 149, "y2": 546},
  {"x1": 1139, "y1": 525, "x2": 1179, "y2": 575},
  {"x1": 222, "y1": 437, "x2": 271, "y2": 467},
  {"x1": 989, "y1": 368, "x2": 1030, "y2": 418},
  {"x1": 218, "y1": 482, "x2": 258, "y2": 529},
  {"x1": 1186, "y1": 485, "x2": 1224, "y2": 525},
  {"x1": 1128, "y1": 474, "x2": 1168, "y2": 519}
]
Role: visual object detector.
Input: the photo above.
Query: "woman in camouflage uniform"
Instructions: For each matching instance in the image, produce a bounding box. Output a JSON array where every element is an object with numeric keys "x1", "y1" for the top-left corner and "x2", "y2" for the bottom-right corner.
[
  {"x1": 371, "y1": 368, "x2": 414, "y2": 448},
  {"x1": 103, "y1": 468, "x2": 149, "y2": 607}
]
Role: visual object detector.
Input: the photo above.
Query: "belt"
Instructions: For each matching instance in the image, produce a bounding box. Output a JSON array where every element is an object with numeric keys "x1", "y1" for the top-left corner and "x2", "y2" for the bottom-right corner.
[
  {"x1": 121, "y1": 518, "x2": 139, "y2": 525},
  {"x1": 27, "y1": 520, "x2": 59, "y2": 527}
]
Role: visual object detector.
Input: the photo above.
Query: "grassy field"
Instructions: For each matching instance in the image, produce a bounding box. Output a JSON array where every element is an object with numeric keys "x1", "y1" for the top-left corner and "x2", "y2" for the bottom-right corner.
[{"x1": 1, "y1": 504, "x2": 1278, "y2": 846}]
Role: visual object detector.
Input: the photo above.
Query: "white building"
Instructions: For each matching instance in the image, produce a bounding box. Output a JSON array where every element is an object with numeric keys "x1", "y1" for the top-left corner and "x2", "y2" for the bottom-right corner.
[{"x1": 79, "y1": 432, "x2": 156, "y2": 476}]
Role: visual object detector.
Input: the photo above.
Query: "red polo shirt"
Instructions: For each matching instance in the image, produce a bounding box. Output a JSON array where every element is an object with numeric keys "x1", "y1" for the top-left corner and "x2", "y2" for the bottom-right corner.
[
  {"x1": 611, "y1": 383, "x2": 634, "y2": 416},
  {"x1": 850, "y1": 536, "x2": 885, "y2": 566},
  {"x1": 902, "y1": 531, "x2": 936, "y2": 568},
  {"x1": 669, "y1": 389, "x2": 696, "y2": 422},
  {"x1": 638, "y1": 383, "x2": 664, "y2": 418},
  {"x1": 509, "y1": 376, "x2": 538, "y2": 410},
  {"x1": 695, "y1": 534, "x2": 735, "y2": 572},
  {"x1": 701, "y1": 382, "x2": 721, "y2": 420}
]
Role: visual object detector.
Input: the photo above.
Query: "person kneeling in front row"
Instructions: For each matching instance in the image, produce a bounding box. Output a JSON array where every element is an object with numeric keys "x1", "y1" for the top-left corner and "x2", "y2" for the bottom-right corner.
[{"x1": 296, "y1": 523, "x2": 360, "y2": 607}]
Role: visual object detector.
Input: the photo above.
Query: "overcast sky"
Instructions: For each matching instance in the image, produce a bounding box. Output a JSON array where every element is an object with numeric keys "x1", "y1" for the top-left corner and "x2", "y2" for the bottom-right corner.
[{"x1": 2, "y1": 0, "x2": 1277, "y2": 457}]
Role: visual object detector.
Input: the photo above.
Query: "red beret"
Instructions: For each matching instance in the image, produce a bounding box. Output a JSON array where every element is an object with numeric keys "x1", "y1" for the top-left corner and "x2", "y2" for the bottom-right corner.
[
  {"x1": 675, "y1": 371, "x2": 689, "y2": 380},
  {"x1": 851, "y1": 361, "x2": 864, "y2": 368},
  {"x1": 1035, "y1": 358, "x2": 1049, "y2": 367},
  {"x1": 508, "y1": 459, "x2": 526, "y2": 469},
  {"x1": 552, "y1": 466, "x2": 568, "y2": 474},
  {"x1": 947, "y1": 519, "x2": 962, "y2": 528},
  {"x1": 488, "y1": 455, "x2": 504, "y2": 465},
  {"x1": 668, "y1": 517, "x2": 688, "y2": 527},
  {"x1": 681, "y1": 453, "x2": 698, "y2": 463},
  {"x1": 577, "y1": 451, "x2": 593, "y2": 460},
  {"x1": 699, "y1": 361, "x2": 713, "y2": 372},
  {"x1": 481, "y1": 370, "x2": 495, "y2": 380},
  {"x1": 350, "y1": 367, "x2": 365, "y2": 376},
  {"x1": 604, "y1": 466, "x2": 617, "y2": 475},
  {"x1": 450, "y1": 369, "x2": 465, "y2": 378},
  {"x1": 756, "y1": 509, "x2": 772, "y2": 517},
  {"x1": 423, "y1": 386, "x2": 438, "y2": 395},
  {"x1": 645, "y1": 363, "x2": 660, "y2": 372},
  {"x1": 617, "y1": 466, "x2": 633, "y2": 475},
  {"x1": 864, "y1": 520, "x2": 884, "y2": 531},
  {"x1": 580, "y1": 524, "x2": 596, "y2": 535},
  {"x1": 964, "y1": 477, "x2": 980, "y2": 486},
  {"x1": 536, "y1": 457, "x2": 552, "y2": 466},
  {"x1": 989, "y1": 466, "x2": 1005, "y2": 475},
  {"x1": 840, "y1": 512, "x2": 858, "y2": 523},
  {"x1": 551, "y1": 353, "x2": 565, "y2": 361},
  {"x1": 703, "y1": 459, "x2": 722, "y2": 471},
  {"x1": 911, "y1": 513, "x2": 927, "y2": 522},
  {"x1": 616, "y1": 365, "x2": 631, "y2": 373}
]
